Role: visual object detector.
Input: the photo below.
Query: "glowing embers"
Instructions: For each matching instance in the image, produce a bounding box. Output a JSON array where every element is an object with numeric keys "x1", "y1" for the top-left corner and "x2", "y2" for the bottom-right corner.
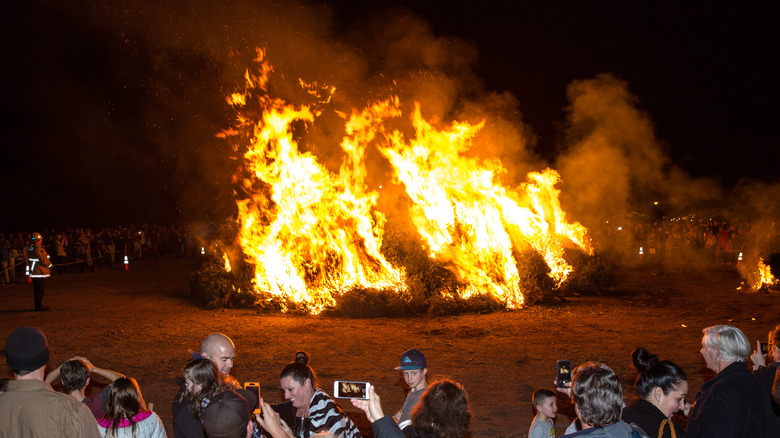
[{"x1": 737, "y1": 258, "x2": 777, "y2": 292}]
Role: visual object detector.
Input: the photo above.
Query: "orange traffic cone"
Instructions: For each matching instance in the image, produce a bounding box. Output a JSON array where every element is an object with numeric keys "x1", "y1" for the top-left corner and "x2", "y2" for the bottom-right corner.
[
  {"x1": 124, "y1": 255, "x2": 129, "y2": 271},
  {"x1": 25, "y1": 265, "x2": 32, "y2": 283},
  {"x1": 639, "y1": 247, "x2": 644, "y2": 261},
  {"x1": 737, "y1": 252, "x2": 742, "y2": 267}
]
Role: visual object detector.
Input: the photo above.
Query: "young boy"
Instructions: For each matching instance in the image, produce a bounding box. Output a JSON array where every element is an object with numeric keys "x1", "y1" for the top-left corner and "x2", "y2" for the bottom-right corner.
[
  {"x1": 393, "y1": 348, "x2": 428, "y2": 429},
  {"x1": 529, "y1": 388, "x2": 558, "y2": 438},
  {"x1": 45, "y1": 356, "x2": 125, "y2": 419}
]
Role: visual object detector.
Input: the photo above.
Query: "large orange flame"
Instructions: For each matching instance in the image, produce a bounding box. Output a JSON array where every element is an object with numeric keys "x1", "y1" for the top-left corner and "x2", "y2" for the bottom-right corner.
[
  {"x1": 223, "y1": 50, "x2": 590, "y2": 312},
  {"x1": 379, "y1": 104, "x2": 590, "y2": 308}
]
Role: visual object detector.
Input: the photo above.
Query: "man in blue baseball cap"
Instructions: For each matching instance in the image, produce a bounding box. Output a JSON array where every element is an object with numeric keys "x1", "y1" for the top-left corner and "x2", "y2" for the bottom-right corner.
[{"x1": 392, "y1": 348, "x2": 429, "y2": 429}]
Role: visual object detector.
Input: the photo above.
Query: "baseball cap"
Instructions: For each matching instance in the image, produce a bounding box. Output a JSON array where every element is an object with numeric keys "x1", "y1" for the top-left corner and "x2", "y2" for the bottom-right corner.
[
  {"x1": 394, "y1": 348, "x2": 427, "y2": 370},
  {"x1": 5, "y1": 326, "x2": 50, "y2": 371},
  {"x1": 202, "y1": 388, "x2": 257, "y2": 438}
]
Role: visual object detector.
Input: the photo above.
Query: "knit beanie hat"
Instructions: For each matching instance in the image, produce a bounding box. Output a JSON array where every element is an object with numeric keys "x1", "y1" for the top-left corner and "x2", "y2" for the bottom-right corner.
[{"x1": 5, "y1": 326, "x2": 50, "y2": 371}]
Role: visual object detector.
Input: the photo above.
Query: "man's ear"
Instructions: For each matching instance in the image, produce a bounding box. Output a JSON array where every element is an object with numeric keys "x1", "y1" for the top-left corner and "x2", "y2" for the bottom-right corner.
[
  {"x1": 422, "y1": 368, "x2": 428, "y2": 377},
  {"x1": 245, "y1": 420, "x2": 253, "y2": 438},
  {"x1": 201, "y1": 352, "x2": 210, "y2": 359}
]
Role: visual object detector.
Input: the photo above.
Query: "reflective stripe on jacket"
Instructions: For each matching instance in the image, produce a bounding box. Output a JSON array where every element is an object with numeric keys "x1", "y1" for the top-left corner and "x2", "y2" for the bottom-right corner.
[{"x1": 27, "y1": 243, "x2": 53, "y2": 278}]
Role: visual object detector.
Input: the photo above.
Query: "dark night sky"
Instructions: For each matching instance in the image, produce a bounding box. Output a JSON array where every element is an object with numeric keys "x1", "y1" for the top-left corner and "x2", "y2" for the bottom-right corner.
[{"x1": 1, "y1": 1, "x2": 778, "y2": 231}]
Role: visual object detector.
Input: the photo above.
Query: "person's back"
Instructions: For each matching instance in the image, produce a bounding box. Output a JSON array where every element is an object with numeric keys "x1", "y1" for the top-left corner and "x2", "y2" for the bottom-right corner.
[
  {"x1": 0, "y1": 326, "x2": 100, "y2": 438},
  {"x1": 97, "y1": 377, "x2": 166, "y2": 438}
]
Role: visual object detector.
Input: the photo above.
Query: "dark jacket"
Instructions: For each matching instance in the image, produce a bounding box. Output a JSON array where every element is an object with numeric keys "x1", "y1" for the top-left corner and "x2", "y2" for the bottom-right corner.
[
  {"x1": 622, "y1": 399, "x2": 685, "y2": 438},
  {"x1": 171, "y1": 377, "x2": 205, "y2": 438},
  {"x1": 687, "y1": 361, "x2": 767, "y2": 438},
  {"x1": 753, "y1": 362, "x2": 780, "y2": 438},
  {"x1": 371, "y1": 415, "x2": 438, "y2": 438}
]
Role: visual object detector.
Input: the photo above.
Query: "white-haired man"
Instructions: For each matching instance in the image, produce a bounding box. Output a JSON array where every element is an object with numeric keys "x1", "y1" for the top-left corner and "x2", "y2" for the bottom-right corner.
[{"x1": 687, "y1": 324, "x2": 767, "y2": 437}]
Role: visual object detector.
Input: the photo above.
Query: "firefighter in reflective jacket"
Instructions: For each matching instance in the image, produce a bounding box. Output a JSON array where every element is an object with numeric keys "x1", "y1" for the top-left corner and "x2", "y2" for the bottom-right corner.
[{"x1": 27, "y1": 232, "x2": 53, "y2": 311}]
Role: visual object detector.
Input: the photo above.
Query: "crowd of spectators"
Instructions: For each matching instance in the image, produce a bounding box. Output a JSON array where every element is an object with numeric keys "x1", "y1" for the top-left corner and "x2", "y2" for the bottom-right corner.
[
  {"x1": 0, "y1": 224, "x2": 198, "y2": 282},
  {"x1": 2, "y1": 323, "x2": 779, "y2": 438},
  {"x1": 591, "y1": 215, "x2": 780, "y2": 265}
]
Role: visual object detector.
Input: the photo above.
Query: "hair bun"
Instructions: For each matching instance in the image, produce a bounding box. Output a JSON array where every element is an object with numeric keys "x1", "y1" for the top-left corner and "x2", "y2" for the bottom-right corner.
[
  {"x1": 631, "y1": 347, "x2": 659, "y2": 372},
  {"x1": 295, "y1": 351, "x2": 309, "y2": 365}
]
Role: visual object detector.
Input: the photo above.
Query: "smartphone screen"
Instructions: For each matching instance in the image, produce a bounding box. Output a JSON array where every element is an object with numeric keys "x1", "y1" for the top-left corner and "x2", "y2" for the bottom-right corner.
[
  {"x1": 333, "y1": 381, "x2": 369, "y2": 399},
  {"x1": 760, "y1": 342, "x2": 769, "y2": 355},
  {"x1": 556, "y1": 360, "x2": 572, "y2": 387},
  {"x1": 243, "y1": 382, "x2": 261, "y2": 413}
]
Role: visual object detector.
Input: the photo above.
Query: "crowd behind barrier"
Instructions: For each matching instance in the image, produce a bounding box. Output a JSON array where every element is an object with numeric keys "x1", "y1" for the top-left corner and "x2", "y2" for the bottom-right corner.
[
  {"x1": 0, "y1": 224, "x2": 202, "y2": 283},
  {"x1": 590, "y1": 216, "x2": 780, "y2": 266},
  {"x1": 4, "y1": 215, "x2": 780, "y2": 284},
  {"x1": 2, "y1": 324, "x2": 779, "y2": 438}
]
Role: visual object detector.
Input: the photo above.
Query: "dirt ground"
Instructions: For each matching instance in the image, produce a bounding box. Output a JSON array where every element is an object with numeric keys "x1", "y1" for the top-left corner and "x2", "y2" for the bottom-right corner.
[{"x1": 1, "y1": 258, "x2": 778, "y2": 437}]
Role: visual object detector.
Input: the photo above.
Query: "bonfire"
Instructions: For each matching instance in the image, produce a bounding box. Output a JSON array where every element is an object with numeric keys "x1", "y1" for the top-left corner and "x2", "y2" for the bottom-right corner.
[{"x1": 217, "y1": 49, "x2": 591, "y2": 313}]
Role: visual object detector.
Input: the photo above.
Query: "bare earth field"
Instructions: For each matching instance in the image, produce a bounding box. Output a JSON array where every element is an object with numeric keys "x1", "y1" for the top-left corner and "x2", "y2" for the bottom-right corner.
[{"x1": 1, "y1": 258, "x2": 778, "y2": 437}]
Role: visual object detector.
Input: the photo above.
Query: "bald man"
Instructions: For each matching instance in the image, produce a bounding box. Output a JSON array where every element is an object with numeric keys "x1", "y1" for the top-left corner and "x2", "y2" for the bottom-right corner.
[
  {"x1": 200, "y1": 333, "x2": 237, "y2": 383},
  {"x1": 172, "y1": 333, "x2": 239, "y2": 438}
]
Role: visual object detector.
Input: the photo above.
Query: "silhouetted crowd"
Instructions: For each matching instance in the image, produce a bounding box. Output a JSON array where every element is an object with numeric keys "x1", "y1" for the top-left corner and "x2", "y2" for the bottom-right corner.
[
  {"x1": 592, "y1": 216, "x2": 780, "y2": 265},
  {"x1": 1, "y1": 224, "x2": 197, "y2": 283},
  {"x1": 2, "y1": 323, "x2": 779, "y2": 438}
]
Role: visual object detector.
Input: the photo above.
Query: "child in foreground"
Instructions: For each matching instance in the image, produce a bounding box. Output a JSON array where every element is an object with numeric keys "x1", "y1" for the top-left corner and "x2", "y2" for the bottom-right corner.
[{"x1": 529, "y1": 388, "x2": 558, "y2": 438}]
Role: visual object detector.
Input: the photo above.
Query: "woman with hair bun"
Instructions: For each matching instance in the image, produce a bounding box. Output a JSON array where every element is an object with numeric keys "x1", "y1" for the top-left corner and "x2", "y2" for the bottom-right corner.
[
  {"x1": 280, "y1": 351, "x2": 361, "y2": 438},
  {"x1": 622, "y1": 348, "x2": 688, "y2": 438}
]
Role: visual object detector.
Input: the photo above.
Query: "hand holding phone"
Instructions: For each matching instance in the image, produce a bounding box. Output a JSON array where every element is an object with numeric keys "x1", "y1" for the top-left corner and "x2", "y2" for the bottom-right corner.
[
  {"x1": 556, "y1": 360, "x2": 572, "y2": 388},
  {"x1": 333, "y1": 381, "x2": 370, "y2": 399},
  {"x1": 243, "y1": 382, "x2": 261, "y2": 414}
]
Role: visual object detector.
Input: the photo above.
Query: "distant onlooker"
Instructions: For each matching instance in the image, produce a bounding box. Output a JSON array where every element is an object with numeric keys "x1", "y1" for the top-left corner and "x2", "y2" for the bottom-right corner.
[
  {"x1": 98, "y1": 377, "x2": 167, "y2": 438},
  {"x1": 560, "y1": 362, "x2": 646, "y2": 438},
  {"x1": 749, "y1": 324, "x2": 780, "y2": 437},
  {"x1": 392, "y1": 348, "x2": 429, "y2": 429},
  {"x1": 45, "y1": 356, "x2": 126, "y2": 419},
  {"x1": 621, "y1": 348, "x2": 688, "y2": 438},
  {"x1": 27, "y1": 232, "x2": 53, "y2": 311},
  {"x1": 529, "y1": 388, "x2": 557, "y2": 438},
  {"x1": 352, "y1": 379, "x2": 471, "y2": 438},
  {"x1": 687, "y1": 325, "x2": 767, "y2": 437},
  {"x1": 0, "y1": 326, "x2": 100, "y2": 437},
  {"x1": 1, "y1": 236, "x2": 10, "y2": 284}
]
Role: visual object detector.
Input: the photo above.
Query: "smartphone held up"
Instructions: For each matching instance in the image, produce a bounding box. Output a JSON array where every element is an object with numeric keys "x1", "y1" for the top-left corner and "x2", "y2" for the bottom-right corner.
[
  {"x1": 243, "y1": 382, "x2": 261, "y2": 414},
  {"x1": 333, "y1": 381, "x2": 370, "y2": 399},
  {"x1": 556, "y1": 360, "x2": 572, "y2": 388}
]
